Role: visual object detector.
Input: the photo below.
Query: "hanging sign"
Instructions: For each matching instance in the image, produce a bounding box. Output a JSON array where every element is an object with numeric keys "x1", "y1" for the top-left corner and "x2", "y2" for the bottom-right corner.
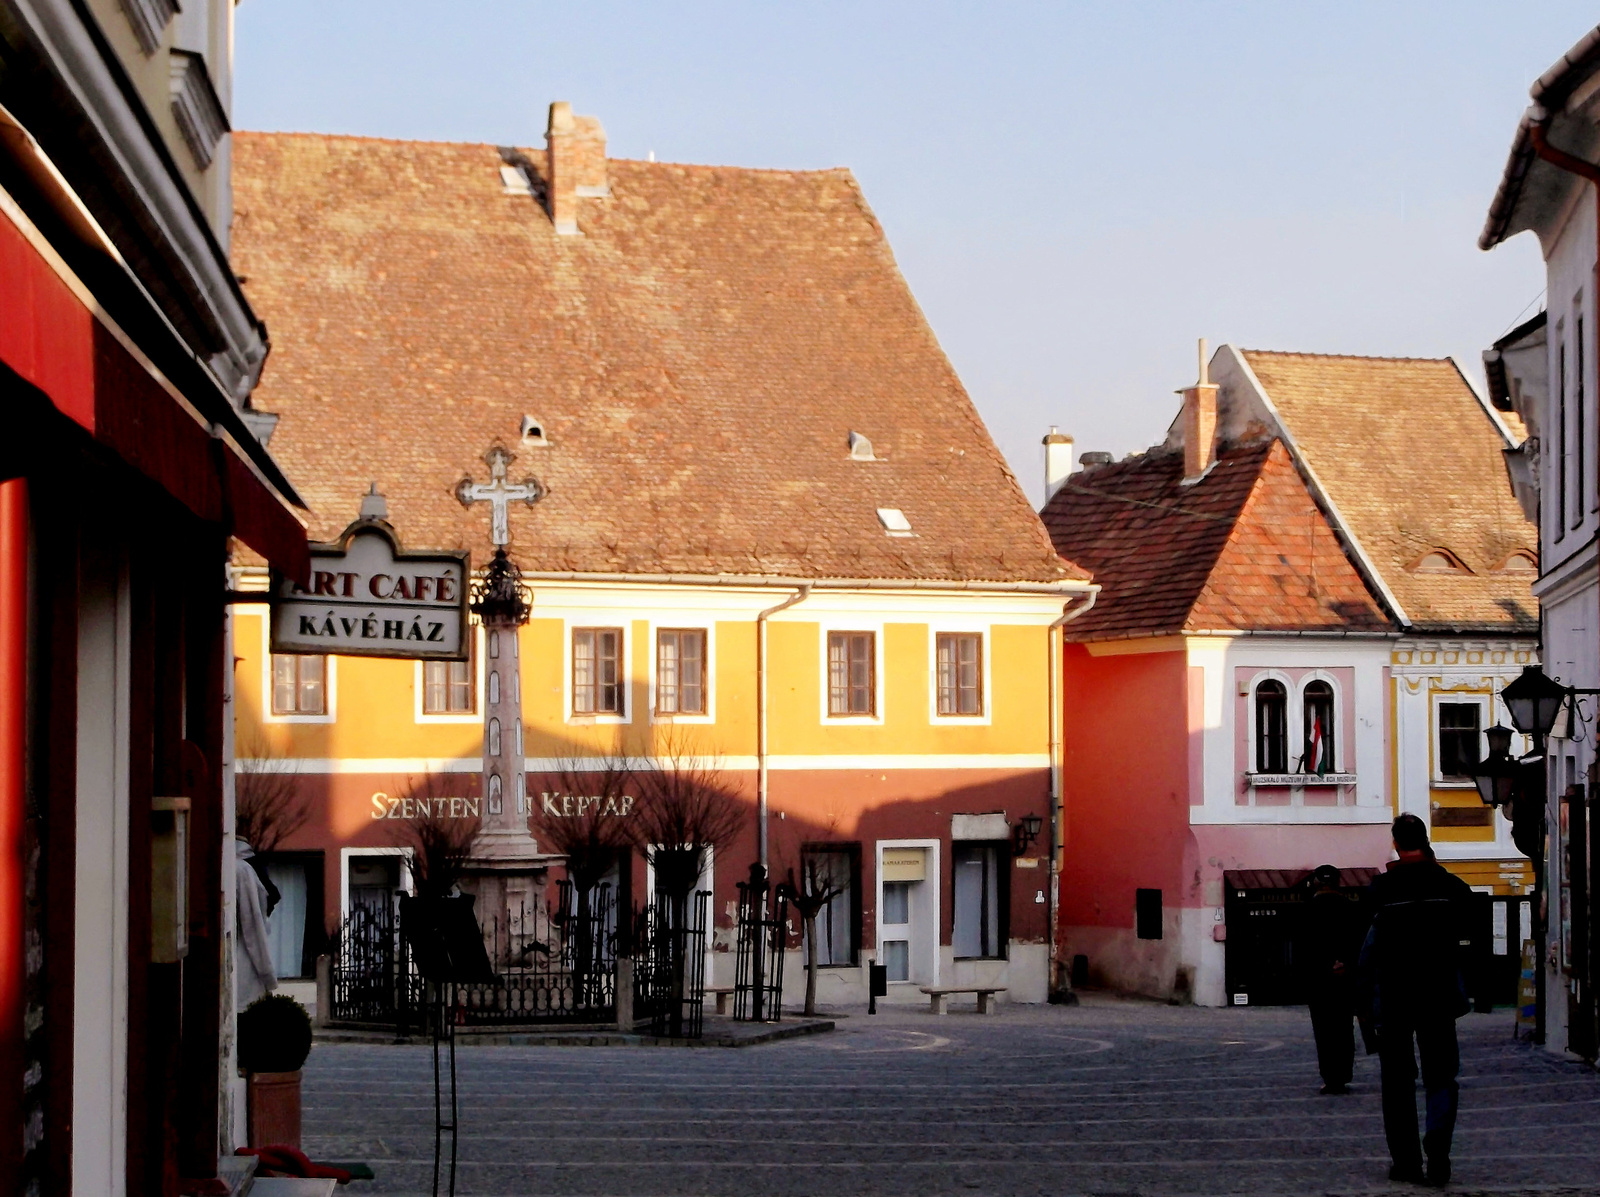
[{"x1": 270, "y1": 519, "x2": 470, "y2": 660}]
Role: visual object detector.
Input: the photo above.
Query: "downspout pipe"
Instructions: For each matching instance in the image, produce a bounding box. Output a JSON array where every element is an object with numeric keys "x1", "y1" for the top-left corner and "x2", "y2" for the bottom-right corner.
[
  {"x1": 1526, "y1": 117, "x2": 1600, "y2": 1050},
  {"x1": 0, "y1": 480, "x2": 26, "y2": 1177},
  {"x1": 1047, "y1": 588, "x2": 1097, "y2": 999},
  {"x1": 756, "y1": 585, "x2": 811, "y2": 871}
]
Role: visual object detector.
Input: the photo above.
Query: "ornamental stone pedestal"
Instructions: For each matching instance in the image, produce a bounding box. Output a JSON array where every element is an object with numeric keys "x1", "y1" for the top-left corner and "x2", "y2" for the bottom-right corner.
[{"x1": 454, "y1": 446, "x2": 552, "y2": 964}]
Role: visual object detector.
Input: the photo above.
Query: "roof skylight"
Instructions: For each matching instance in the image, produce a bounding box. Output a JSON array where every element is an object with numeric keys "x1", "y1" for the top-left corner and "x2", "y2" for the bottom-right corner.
[{"x1": 877, "y1": 507, "x2": 913, "y2": 537}]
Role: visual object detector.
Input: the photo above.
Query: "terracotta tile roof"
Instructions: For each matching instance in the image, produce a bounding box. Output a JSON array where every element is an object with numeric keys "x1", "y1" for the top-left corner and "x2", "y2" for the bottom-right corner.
[
  {"x1": 1240, "y1": 351, "x2": 1538, "y2": 633},
  {"x1": 1038, "y1": 439, "x2": 1386, "y2": 639},
  {"x1": 229, "y1": 131, "x2": 1080, "y2": 585}
]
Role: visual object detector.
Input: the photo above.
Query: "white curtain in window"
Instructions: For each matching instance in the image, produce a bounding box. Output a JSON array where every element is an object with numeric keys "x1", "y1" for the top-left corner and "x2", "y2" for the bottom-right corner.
[{"x1": 264, "y1": 861, "x2": 307, "y2": 979}]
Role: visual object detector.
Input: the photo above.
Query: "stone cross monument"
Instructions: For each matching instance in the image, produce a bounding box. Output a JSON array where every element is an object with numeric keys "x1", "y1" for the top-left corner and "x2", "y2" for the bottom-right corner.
[{"x1": 455, "y1": 445, "x2": 547, "y2": 952}]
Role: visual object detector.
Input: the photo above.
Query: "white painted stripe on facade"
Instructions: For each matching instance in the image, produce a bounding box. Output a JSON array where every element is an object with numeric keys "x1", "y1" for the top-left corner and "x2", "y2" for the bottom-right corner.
[{"x1": 237, "y1": 753, "x2": 1051, "y2": 775}]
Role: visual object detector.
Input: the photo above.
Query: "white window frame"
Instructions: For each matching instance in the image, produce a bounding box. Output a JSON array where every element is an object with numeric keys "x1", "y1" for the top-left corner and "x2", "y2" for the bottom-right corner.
[
  {"x1": 819, "y1": 618, "x2": 885, "y2": 726},
  {"x1": 648, "y1": 620, "x2": 716, "y2": 725},
  {"x1": 927, "y1": 623, "x2": 992, "y2": 726},
  {"x1": 1243, "y1": 669, "x2": 1294, "y2": 775},
  {"x1": 1431, "y1": 690, "x2": 1492, "y2": 787},
  {"x1": 1296, "y1": 669, "x2": 1342, "y2": 774},
  {"x1": 564, "y1": 620, "x2": 631, "y2": 725},
  {"x1": 260, "y1": 614, "x2": 337, "y2": 724},
  {"x1": 413, "y1": 623, "x2": 486, "y2": 724}
]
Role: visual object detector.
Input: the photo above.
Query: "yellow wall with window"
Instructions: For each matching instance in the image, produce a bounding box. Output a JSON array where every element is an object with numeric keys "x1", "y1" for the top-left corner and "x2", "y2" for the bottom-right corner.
[{"x1": 233, "y1": 587, "x2": 1061, "y2": 764}]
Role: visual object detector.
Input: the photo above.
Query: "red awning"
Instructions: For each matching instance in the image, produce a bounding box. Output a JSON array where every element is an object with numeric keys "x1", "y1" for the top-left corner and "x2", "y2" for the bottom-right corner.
[{"x1": 0, "y1": 194, "x2": 308, "y2": 581}]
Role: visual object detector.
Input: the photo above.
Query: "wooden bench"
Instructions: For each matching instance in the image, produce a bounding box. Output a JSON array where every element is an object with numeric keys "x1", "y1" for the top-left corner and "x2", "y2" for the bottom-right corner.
[
  {"x1": 920, "y1": 985, "x2": 1006, "y2": 1015},
  {"x1": 704, "y1": 986, "x2": 736, "y2": 1015}
]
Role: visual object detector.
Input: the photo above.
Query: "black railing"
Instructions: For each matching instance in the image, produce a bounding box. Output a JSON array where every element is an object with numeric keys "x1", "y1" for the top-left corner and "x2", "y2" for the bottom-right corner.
[
  {"x1": 330, "y1": 898, "x2": 424, "y2": 1033},
  {"x1": 733, "y1": 864, "x2": 789, "y2": 1022},
  {"x1": 633, "y1": 890, "x2": 709, "y2": 1039},
  {"x1": 329, "y1": 882, "x2": 618, "y2": 1030}
]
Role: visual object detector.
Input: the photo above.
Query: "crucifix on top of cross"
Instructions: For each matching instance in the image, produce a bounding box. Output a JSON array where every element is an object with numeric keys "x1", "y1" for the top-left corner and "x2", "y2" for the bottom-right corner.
[{"x1": 454, "y1": 444, "x2": 546, "y2": 547}]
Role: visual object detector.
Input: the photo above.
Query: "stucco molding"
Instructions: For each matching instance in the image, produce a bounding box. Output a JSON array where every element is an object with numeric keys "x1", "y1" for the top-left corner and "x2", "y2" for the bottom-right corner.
[
  {"x1": 116, "y1": 0, "x2": 177, "y2": 54},
  {"x1": 168, "y1": 50, "x2": 228, "y2": 170}
]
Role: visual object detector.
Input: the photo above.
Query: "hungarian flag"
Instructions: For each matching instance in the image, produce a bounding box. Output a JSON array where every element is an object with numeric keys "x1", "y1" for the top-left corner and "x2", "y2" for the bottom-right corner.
[{"x1": 1308, "y1": 714, "x2": 1328, "y2": 775}]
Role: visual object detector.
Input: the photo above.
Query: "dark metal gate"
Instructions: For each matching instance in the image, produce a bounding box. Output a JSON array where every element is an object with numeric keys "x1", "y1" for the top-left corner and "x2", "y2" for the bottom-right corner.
[
  {"x1": 329, "y1": 882, "x2": 617, "y2": 1030},
  {"x1": 734, "y1": 864, "x2": 789, "y2": 1021},
  {"x1": 330, "y1": 898, "x2": 423, "y2": 1032},
  {"x1": 634, "y1": 890, "x2": 709, "y2": 1039}
]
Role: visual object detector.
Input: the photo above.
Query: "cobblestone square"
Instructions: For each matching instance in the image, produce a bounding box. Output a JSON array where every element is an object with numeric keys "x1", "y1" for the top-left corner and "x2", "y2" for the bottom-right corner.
[{"x1": 301, "y1": 998, "x2": 1600, "y2": 1197}]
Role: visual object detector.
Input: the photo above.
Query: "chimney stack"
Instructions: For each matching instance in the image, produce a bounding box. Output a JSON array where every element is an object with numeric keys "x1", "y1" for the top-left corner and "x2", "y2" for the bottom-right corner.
[
  {"x1": 1042, "y1": 427, "x2": 1075, "y2": 502},
  {"x1": 545, "y1": 101, "x2": 608, "y2": 236},
  {"x1": 1180, "y1": 338, "x2": 1219, "y2": 482}
]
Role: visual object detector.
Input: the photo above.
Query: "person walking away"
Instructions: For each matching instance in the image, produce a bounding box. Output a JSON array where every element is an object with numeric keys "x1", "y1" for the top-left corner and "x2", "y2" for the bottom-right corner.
[
  {"x1": 1362, "y1": 814, "x2": 1473, "y2": 1187},
  {"x1": 1301, "y1": 864, "x2": 1361, "y2": 1094}
]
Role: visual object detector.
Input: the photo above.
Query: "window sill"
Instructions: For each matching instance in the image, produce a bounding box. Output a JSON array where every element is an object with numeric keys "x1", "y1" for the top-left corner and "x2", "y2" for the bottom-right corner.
[{"x1": 952, "y1": 955, "x2": 1009, "y2": 963}]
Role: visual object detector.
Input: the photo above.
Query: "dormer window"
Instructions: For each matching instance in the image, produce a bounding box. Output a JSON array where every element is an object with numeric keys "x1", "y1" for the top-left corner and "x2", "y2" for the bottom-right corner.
[
  {"x1": 848, "y1": 431, "x2": 876, "y2": 461},
  {"x1": 1493, "y1": 551, "x2": 1537, "y2": 575},
  {"x1": 1409, "y1": 549, "x2": 1472, "y2": 575},
  {"x1": 520, "y1": 415, "x2": 548, "y2": 446}
]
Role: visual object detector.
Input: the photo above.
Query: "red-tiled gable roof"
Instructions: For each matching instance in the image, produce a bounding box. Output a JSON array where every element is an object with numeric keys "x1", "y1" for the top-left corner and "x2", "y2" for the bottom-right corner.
[
  {"x1": 1039, "y1": 439, "x2": 1387, "y2": 640},
  {"x1": 1239, "y1": 351, "x2": 1537, "y2": 632},
  {"x1": 229, "y1": 132, "x2": 1080, "y2": 585}
]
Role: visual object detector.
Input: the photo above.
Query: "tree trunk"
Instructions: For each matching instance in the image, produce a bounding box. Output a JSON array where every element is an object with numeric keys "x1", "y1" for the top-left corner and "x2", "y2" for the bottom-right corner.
[{"x1": 804, "y1": 911, "x2": 819, "y2": 1016}]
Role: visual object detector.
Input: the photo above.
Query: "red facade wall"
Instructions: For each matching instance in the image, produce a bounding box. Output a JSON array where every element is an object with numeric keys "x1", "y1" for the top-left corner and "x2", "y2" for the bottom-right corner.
[
  {"x1": 1059, "y1": 643, "x2": 1193, "y2": 931},
  {"x1": 268, "y1": 765, "x2": 1053, "y2": 952}
]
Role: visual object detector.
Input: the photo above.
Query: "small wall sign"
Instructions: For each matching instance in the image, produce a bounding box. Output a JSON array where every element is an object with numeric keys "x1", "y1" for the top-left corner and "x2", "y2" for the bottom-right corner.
[{"x1": 271, "y1": 519, "x2": 470, "y2": 660}]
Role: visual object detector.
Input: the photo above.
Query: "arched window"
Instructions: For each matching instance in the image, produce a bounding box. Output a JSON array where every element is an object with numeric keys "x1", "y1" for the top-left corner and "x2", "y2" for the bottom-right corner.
[
  {"x1": 488, "y1": 717, "x2": 501, "y2": 757},
  {"x1": 489, "y1": 669, "x2": 500, "y2": 704},
  {"x1": 1254, "y1": 680, "x2": 1288, "y2": 773},
  {"x1": 487, "y1": 772, "x2": 503, "y2": 815},
  {"x1": 1303, "y1": 680, "x2": 1336, "y2": 774}
]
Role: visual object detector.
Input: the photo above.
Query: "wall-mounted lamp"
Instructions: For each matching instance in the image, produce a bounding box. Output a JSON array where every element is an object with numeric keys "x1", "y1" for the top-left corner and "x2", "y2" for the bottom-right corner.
[{"x1": 1012, "y1": 813, "x2": 1043, "y2": 857}]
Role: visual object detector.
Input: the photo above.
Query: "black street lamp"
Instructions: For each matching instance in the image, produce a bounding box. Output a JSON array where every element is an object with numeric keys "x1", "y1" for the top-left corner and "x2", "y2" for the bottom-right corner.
[
  {"x1": 1470, "y1": 725, "x2": 1521, "y2": 809},
  {"x1": 1500, "y1": 664, "x2": 1573, "y2": 746}
]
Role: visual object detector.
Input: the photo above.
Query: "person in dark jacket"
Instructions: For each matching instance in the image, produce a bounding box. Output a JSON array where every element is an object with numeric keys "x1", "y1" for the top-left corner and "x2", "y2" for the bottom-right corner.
[
  {"x1": 1362, "y1": 814, "x2": 1474, "y2": 1188},
  {"x1": 1301, "y1": 864, "x2": 1362, "y2": 1094}
]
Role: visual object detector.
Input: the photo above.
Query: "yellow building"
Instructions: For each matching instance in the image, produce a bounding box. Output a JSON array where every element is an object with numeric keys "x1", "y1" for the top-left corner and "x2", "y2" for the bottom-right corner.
[{"x1": 227, "y1": 105, "x2": 1093, "y2": 1006}]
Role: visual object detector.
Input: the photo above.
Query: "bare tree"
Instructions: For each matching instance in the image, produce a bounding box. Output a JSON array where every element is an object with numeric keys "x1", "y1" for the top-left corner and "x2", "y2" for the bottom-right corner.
[
  {"x1": 385, "y1": 773, "x2": 481, "y2": 901},
  {"x1": 233, "y1": 731, "x2": 311, "y2": 854},
  {"x1": 629, "y1": 727, "x2": 746, "y2": 925},
  {"x1": 530, "y1": 753, "x2": 636, "y2": 896},
  {"x1": 778, "y1": 850, "x2": 850, "y2": 1017},
  {"x1": 530, "y1": 753, "x2": 636, "y2": 986}
]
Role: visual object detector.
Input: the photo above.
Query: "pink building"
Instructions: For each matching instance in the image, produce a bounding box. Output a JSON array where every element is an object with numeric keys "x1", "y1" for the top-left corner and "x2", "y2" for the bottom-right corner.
[{"x1": 1042, "y1": 345, "x2": 1538, "y2": 1006}]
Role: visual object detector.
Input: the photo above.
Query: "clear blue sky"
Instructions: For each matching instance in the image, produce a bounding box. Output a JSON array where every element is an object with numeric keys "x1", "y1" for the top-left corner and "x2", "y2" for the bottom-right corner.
[{"x1": 234, "y1": 2, "x2": 1594, "y2": 505}]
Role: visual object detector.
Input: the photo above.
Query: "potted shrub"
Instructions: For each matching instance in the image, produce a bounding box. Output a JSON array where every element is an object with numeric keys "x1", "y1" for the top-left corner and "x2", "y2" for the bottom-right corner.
[{"x1": 238, "y1": 993, "x2": 314, "y2": 1148}]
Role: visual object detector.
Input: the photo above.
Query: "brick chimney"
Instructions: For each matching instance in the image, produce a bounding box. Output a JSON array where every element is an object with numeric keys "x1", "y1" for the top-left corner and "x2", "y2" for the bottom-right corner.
[
  {"x1": 545, "y1": 101, "x2": 608, "y2": 236},
  {"x1": 1042, "y1": 427, "x2": 1075, "y2": 502},
  {"x1": 1180, "y1": 338, "x2": 1220, "y2": 482}
]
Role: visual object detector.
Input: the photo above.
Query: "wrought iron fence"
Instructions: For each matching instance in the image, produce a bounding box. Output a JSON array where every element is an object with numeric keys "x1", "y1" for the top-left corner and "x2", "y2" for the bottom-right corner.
[
  {"x1": 329, "y1": 882, "x2": 617, "y2": 1030},
  {"x1": 330, "y1": 897, "x2": 424, "y2": 1032},
  {"x1": 733, "y1": 864, "x2": 789, "y2": 1021},
  {"x1": 633, "y1": 890, "x2": 709, "y2": 1039}
]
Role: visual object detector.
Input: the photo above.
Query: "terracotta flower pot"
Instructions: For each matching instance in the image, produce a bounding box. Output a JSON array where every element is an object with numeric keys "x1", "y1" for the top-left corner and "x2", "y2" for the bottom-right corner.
[{"x1": 246, "y1": 1069, "x2": 302, "y2": 1149}]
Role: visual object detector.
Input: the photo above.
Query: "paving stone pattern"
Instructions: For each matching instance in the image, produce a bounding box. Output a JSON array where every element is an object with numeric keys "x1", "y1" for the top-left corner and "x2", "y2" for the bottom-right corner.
[{"x1": 301, "y1": 997, "x2": 1600, "y2": 1197}]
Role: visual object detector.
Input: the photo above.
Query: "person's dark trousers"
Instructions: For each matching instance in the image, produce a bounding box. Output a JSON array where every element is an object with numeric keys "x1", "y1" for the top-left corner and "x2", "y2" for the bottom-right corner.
[
  {"x1": 1378, "y1": 1017, "x2": 1461, "y2": 1172},
  {"x1": 1309, "y1": 997, "x2": 1355, "y2": 1087}
]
